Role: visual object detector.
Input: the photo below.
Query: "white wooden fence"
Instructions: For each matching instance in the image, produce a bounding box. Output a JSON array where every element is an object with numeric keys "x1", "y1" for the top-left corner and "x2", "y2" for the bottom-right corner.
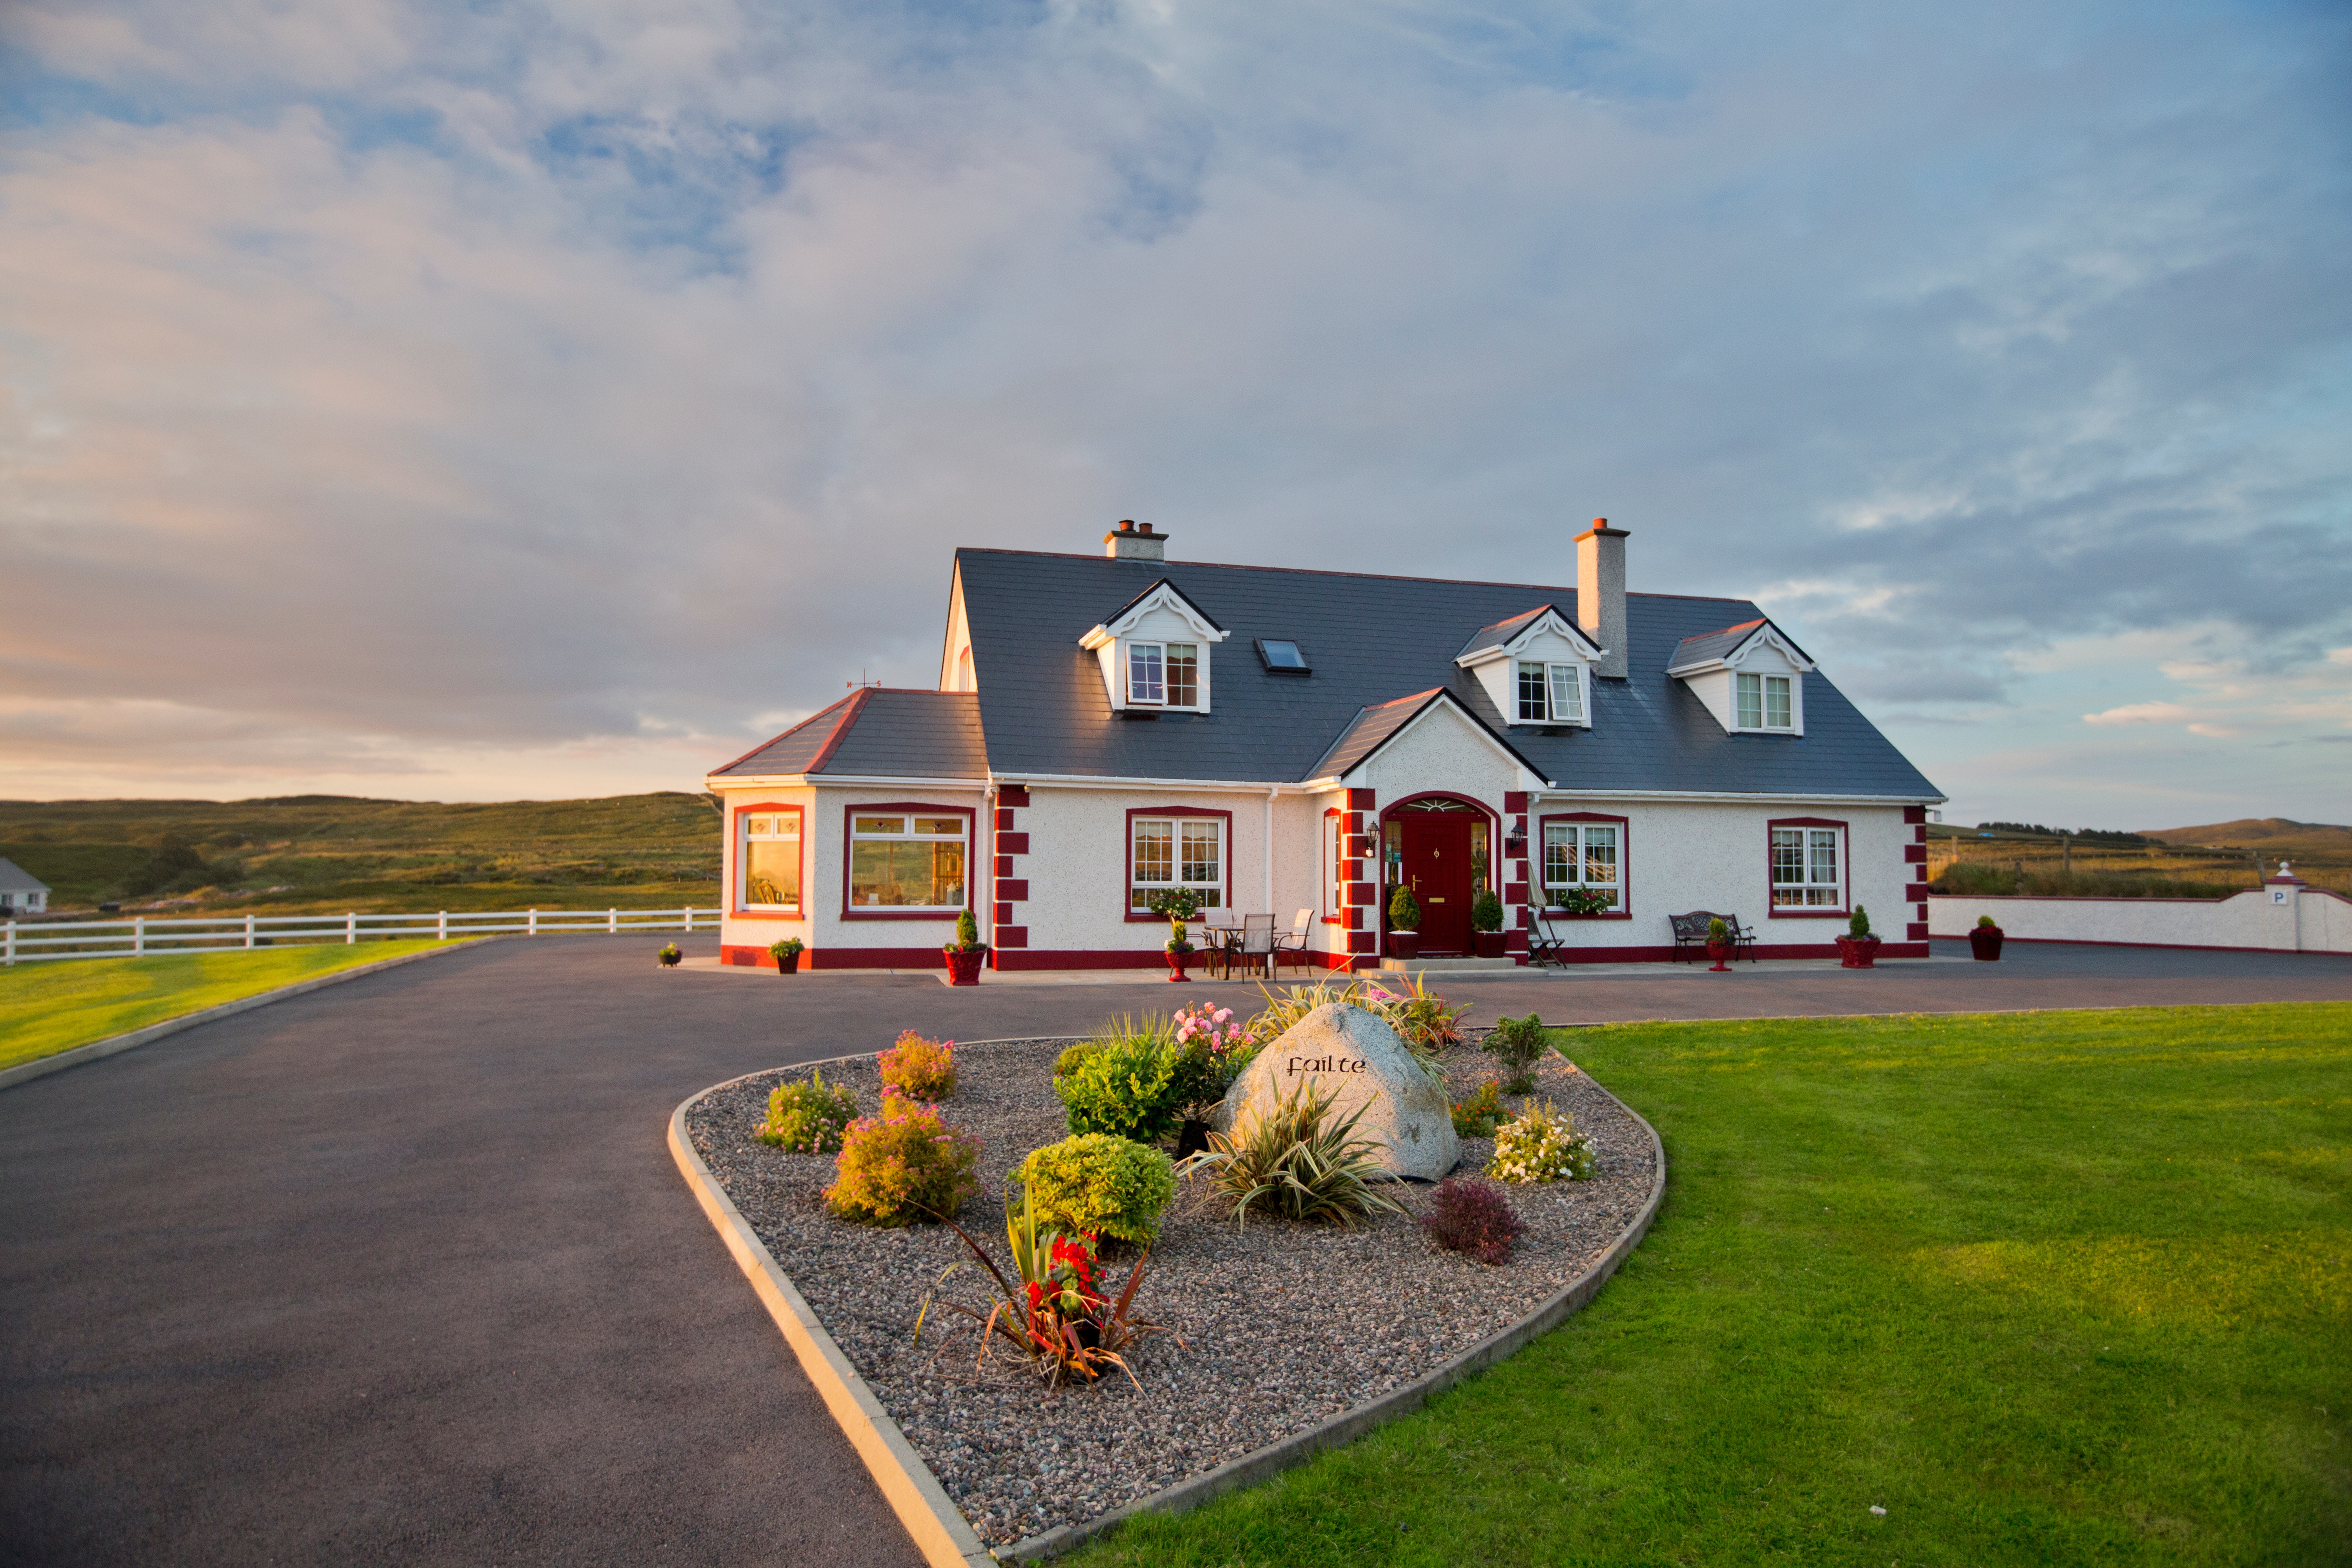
[{"x1": 1, "y1": 906, "x2": 720, "y2": 966}]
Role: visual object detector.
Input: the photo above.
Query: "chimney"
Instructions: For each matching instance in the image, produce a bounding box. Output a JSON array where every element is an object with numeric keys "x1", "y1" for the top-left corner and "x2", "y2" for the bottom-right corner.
[
  {"x1": 1576, "y1": 518, "x2": 1628, "y2": 678},
  {"x1": 1102, "y1": 519, "x2": 1167, "y2": 562}
]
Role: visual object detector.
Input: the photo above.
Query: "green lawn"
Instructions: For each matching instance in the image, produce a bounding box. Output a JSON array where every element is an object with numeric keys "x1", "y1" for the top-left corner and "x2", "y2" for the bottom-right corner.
[
  {"x1": 1074, "y1": 1004, "x2": 2352, "y2": 1567},
  {"x1": 0, "y1": 940, "x2": 457, "y2": 1071}
]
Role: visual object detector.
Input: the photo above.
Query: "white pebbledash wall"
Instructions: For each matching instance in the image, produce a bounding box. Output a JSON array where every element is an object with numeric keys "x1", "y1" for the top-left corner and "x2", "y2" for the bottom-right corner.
[{"x1": 1930, "y1": 879, "x2": 2351, "y2": 955}]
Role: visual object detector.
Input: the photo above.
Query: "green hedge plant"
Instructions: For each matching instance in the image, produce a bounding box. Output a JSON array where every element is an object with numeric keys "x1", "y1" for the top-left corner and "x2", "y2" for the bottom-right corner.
[
  {"x1": 1482, "y1": 1012, "x2": 1551, "y2": 1095},
  {"x1": 824, "y1": 1093, "x2": 982, "y2": 1225},
  {"x1": 1057, "y1": 1019, "x2": 1184, "y2": 1142},
  {"x1": 1471, "y1": 888, "x2": 1504, "y2": 933},
  {"x1": 1388, "y1": 885, "x2": 1421, "y2": 933},
  {"x1": 1018, "y1": 1134, "x2": 1179, "y2": 1247},
  {"x1": 758, "y1": 1068, "x2": 857, "y2": 1153}
]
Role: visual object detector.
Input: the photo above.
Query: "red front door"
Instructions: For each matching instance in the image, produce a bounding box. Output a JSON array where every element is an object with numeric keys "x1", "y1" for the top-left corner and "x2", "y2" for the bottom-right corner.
[{"x1": 1398, "y1": 816, "x2": 1473, "y2": 954}]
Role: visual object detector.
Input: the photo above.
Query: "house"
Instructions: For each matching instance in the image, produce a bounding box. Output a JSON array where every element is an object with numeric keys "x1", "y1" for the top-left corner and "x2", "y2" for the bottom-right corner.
[
  {"x1": 0, "y1": 858, "x2": 50, "y2": 916},
  {"x1": 707, "y1": 520, "x2": 1943, "y2": 970}
]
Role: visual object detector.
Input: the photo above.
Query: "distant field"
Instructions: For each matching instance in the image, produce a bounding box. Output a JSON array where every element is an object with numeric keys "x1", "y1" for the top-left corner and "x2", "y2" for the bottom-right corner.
[
  {"x1": 0, "y1": 940, "x2": 456, "y2": 1071},
  {"x1": 1928, "y1": 821, "x2": 2350, "y2": 898},
  {"x1": 0, "y1": 794, "x2": 722, "y2": 916}
]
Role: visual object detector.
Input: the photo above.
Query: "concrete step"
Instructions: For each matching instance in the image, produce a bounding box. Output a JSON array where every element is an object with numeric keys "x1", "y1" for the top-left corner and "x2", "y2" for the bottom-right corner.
[{"x1": 1371, "y1": 955, "x2": 1521, "y2": 972}]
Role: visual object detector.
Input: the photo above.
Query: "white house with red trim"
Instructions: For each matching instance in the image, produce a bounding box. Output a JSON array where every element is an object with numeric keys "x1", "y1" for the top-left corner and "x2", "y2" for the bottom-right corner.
[{"x1": 706, "y1": 521, "x2": 1946, "y2": 971}]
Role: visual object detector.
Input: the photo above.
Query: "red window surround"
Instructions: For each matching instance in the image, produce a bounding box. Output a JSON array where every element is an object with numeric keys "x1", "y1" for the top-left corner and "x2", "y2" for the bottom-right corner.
[
  {"x1": 1536, "y1": 810, "x2": 1631, "y2": 919},
  {"x1": 731, "y1": 802, "x2": 804, "y2": 920},
  {"x1": 839, "y1": 802, "x2": 977, "y2": 921},
  {"x1": 1766, "y1": 815, "x2": 1850, "y2": 918},
  {"x1": 1123, "y1": 805, "x2": 1234, "y2": 923}
]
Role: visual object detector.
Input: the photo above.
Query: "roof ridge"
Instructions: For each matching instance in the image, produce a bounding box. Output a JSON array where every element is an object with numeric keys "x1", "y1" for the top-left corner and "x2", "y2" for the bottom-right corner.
[
  {"x1": 952, "y1": 546, "x2": 1756, "y2": 604},
  {"x1": 803, "y1": 686, "x2": 876, "y2": 776},
  {"x1": 707, "y1": 690, "x2": 860, "y2": 777}
]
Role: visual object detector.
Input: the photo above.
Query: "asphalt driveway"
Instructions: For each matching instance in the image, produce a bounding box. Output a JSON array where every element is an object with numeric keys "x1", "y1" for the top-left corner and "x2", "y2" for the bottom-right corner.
[{"x1": 3, "y1": 937, "x2": 2346, "y2": 1565}]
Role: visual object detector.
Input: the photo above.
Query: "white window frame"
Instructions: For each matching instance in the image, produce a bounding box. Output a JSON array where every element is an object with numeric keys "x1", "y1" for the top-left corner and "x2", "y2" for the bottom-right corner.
[
  {"x1": 1515, "y1": 659, "x2": 1588, "y2": 725},
  {"x1": 1736, "y1": 671, "x2": 1796, "y2": 732},
  {"x1": 1540, "y1": 820, "x2": 1621, "y2": 909},
  {"x1": 1126, "y1": 640, "x2": 1200, "y2": 709},
  {"x1": 738, "y1": 810, "x2": 803, "y2": 912},
  {"x1": 1129, "y1": 815, "x2": 1224, "y2": 911},
  {"x1": 1771, "y1": 825, "x2": 1846, "y2": 909},
  {"x1": 847, "y1": 812, "x2": 969, "y2": 911}
]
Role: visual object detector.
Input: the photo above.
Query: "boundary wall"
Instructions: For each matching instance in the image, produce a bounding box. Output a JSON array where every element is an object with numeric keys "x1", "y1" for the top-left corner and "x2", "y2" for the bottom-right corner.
[{"x1": 1929, "y1": 873, "x2": 2349, "y2": 955}]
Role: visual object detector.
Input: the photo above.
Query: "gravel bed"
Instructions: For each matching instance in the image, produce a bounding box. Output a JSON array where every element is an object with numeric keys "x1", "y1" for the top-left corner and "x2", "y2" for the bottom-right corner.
[{"x1": 685, "y1": 1038, "x2": 1656, "y2": 1548}]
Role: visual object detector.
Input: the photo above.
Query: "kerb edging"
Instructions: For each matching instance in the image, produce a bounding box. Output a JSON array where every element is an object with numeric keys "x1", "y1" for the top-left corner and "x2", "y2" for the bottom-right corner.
[{"x1": 0, "y1": 938, "x2": 489, "y2": 1093}]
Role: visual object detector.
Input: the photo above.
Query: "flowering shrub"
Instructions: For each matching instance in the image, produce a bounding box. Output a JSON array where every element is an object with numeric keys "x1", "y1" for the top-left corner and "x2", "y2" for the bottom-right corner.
[
  {"x1": 1019, "y1": 1134, "x2": 1178, "y2": 1246},
  {"x1": 1487, "y1": 1099, "x2": 1596, "y2": 1184},
  {"x1": 824, "y1": 1092, "x2": 982, "y2": 1225},
  {"x1": 1450, "y1": 1078, "x2": 1505, "y2": 1138},
  {"x1": 927, "y1": 1188, "x2": 1164, "y2": 1388},
  {"x1": 757, "y1": 1067, "x2": 857, "y2": 1153},
  {"x1": 1420, "y1": 1175, "x2": 1525, "y2": 1265},
  {"x1": 879, "y1": 1031, "x2": 957, "y2": 1101}
]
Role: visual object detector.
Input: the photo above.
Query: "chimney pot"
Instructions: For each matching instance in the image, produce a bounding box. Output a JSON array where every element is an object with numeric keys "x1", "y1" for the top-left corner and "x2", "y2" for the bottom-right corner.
[{"x1": 1103, "y1": 518, "x2": 1168, "y2": 561}]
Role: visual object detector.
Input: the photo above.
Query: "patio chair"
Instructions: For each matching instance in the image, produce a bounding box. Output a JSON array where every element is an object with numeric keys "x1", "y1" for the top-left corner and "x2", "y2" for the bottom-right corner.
[
  {"x1": 1235, "y1": 912, "x2": 1276, "y2": 980},
  {"x1": 1201, "y1": 910, "x2": 1241, "y2": 978},
  {"x1": 1525, "y1": 910, "x2": 1567, "y2": 967},
  {"x1": 1270, "y1": 907, "x2": 1315, "y2": 975}
]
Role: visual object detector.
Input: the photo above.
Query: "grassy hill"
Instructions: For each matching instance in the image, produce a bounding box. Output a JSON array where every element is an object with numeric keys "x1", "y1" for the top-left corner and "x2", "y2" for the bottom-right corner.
[
  {"x1": 0, "y1": 794, "x2": 722, "y2": 916},
  {"x1": 1929, "y1": 815, "x2": 2350, "y2": 897},
  {"x1": 2139, "y1": 818, "x2": 2352, "y2": 854}
]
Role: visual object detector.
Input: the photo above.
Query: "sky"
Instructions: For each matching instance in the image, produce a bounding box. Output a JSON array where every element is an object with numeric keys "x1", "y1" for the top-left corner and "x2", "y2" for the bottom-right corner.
[{"x1": 2, "y1": 0, "x2": 2347, "y2": 830}]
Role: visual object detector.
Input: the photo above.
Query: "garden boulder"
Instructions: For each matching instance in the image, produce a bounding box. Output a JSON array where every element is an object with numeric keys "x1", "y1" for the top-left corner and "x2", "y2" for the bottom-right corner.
[{"x1": 1214, "y1": 1003, "x2": 1458, "y2": 1180}]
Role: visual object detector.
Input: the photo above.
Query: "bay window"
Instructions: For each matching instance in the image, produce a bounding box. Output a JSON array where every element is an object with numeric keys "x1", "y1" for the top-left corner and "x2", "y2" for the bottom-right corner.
[
  {"x1": 1130, "y1": 814, "x2": 1223, "y2": 911},
  {"x1": 1771, "y1": 823, "x2": 1844, "y2": 909},
  {"x1": 848, "y1": 812, "x2": 968, "y2": 909},
  {"x1": 739, "y1": 810, "x2": 802, "y2": 911},
  {"x1": 1541, "y1": 818, "x2": 1621, "y2": 909}
]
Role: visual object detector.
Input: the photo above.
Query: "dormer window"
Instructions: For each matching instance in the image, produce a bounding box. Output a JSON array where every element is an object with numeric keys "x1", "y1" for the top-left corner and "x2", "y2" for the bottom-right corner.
[
  {"x1": 1737, "y1": 673, "x2": 1792, "y2": 730},
  {"x1": 1127, "y1": 641, "x2": 1199, "y2": 707},
  {"x1": 1517, "y1": 661, "x2": 1584, "y2": 724}
]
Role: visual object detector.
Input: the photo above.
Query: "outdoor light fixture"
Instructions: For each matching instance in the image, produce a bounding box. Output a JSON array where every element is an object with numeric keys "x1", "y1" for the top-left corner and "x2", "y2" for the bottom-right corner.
[{"x1": 1504, "y1": 826, "x2": 1527, "y2": 858}]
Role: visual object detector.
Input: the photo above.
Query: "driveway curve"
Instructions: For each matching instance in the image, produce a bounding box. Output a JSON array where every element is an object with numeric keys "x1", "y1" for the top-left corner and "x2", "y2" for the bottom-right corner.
[{"x1": 3, "y1": 937, "x2": 2346, "y2": 1564}]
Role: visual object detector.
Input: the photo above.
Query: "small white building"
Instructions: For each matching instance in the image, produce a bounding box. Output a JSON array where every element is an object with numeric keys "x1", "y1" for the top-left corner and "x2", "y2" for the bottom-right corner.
[
  {"x1": 0, "y1": 858, "x2": 51, "y2": 915},
  {"x1": 706, "y1": 520, "x2": 1946, "y2": 971}
]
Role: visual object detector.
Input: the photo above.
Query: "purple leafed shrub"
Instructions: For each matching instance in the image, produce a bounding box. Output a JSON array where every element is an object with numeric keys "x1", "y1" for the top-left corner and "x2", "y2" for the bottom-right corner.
[{"x1": 1419, "y1": 1175, "x2": 1525, "y2": 1266}]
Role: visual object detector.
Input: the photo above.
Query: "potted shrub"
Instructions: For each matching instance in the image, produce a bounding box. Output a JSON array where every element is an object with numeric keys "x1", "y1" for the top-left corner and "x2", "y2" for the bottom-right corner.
[
  {"x1": 942, "y1": 908, "x2": 987, "y2": 986},
  {"x1": 1386, "y1": 885, "x2": 1422, "y2": 961},
  {"x1": 1969, "y1": 912, "x2": 2004, "y2": 961},
  {"x1": 657, "y1": 942, "x2": 682, "y2": 968},
  {"x1": 768, "y1": 937, "x2": 804, "y2": 975},
  {"x1": 1705, "y1": 916, "x2": 1732, "y2": 972},
  {"x1": 1147, "y1": 887, "x2": 1201, "y2": 982},
  {"x1": 1835, "y1": 906, "x2": 1880, "y2": 969},
  {"x1": 1470, "y1": 889, "x2": 1507, "y2": 957}
]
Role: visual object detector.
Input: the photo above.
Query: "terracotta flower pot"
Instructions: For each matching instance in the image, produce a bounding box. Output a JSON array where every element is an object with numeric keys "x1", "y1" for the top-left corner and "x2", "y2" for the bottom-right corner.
[
  {"x1": 1386, "y1": 931, "x2": 1420, "y2": 961},
  {"x1": 943, "y1": 947, "x2": 985, "y2": 986},
  {"x1": 1472, "y1": 931, "x2": 1507, "y2": 958},
  {"x1": 1835, "y1": 935, "x2": 1880, "y2": 969},
  {"x1": 1969, "y1": 927, "x2": 2004, "y2": 961},
  {"x1": 1706, "y1": 939, "x2": 1731, "y2": 972}
]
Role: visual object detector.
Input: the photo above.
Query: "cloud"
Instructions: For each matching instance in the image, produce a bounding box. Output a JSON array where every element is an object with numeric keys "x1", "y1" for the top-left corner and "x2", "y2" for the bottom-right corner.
[
  {"x1": 2083, "y1": 701, "x2": 2196, "y2": 727},
  {"x1": 0, "y1": 0, "x2": 2347, "y2": 808}
]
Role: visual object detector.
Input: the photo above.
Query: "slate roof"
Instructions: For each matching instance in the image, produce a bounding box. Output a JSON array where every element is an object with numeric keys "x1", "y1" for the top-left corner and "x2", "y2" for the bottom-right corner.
[
  {"x1": 711, "y1": 688, "x2": 987, "y2": 779},
  {"x1": 951, "y1": 548, "x2": 1941, "y2": 798},
  {"x1": 0, "y1": 857, "x2": 48, "y2": 894},
  {"x1": 1307, "y1": 690, "x2": 1546, "y2": 783},
  {"x1": 1454, "y1": 606, "x2": 1559, "y2": 661},
  {"x1": 707, "y1": 549, "x2": 1945, "y2": 801},
  {"x1": 1667, "y1": 618, "x2": 1814, "y2": 673}
]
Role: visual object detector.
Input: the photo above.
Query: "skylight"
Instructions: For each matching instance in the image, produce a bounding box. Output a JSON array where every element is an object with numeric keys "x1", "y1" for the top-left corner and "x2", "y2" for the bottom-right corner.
[{"x1": 1256, "y1": 638, "x2": 1309, "y2": 673}]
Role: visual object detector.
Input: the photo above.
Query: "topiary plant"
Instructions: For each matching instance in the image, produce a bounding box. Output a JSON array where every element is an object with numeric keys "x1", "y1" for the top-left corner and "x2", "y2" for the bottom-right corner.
[
  {"x1": 1420, "y1": 1175, "x2": 1525, "y2": 1265},
  {"x1": 1977, "y1": 913, "x2": 1998, "y2": 929},
  {"x1": 1018, "y1": 1134, "x2": 1178, "y2": 1247},
  {"x1": 1470, "y1": 888, "x2": 1504, "y2": 934},
  {"x1": 824, "y1": 1093, "x2": 982, "y2": 1225},
  {"x1": 1849, "y1": 905, "x2": 1872, "y2": 939},
  {"x1": 1707, "y1": 917, "x2": 1727, "y2": 941},
  {"x1": 758, "y1": 1068, "x2": 857, "y2": 1152},
  {"x1": 879, "y1": 1031, "x2": 956, "y2": 1100},
  {"x1": 1388, "y1": 885, "x2": 1421, "y2": 933},
  {"x1": 949, "y1": 908, "x2": 982, "y2": 952}
]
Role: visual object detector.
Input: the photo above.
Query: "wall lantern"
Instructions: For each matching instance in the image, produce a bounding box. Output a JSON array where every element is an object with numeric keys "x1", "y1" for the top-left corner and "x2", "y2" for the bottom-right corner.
[{"x1": 1504, "y1": 826, "x2": 1527, "y2": 858}]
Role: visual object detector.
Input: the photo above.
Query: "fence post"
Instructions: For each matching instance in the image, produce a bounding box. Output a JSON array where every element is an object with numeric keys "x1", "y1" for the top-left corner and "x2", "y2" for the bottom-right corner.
[
  {"x1": 134, "y1": 917, "x2": 145, "y2": 957},
  {"x1": 245, "y1": 912, "x2": 255, "y2": 950},
  {"x1": 529, "y1": 907, "x2": 538, "y2": 937},
  {"x1": 346, "y1": 912, "x2": 356, "y2": 946},
  {"x1": 683, "y1": 906, "x2": 693, "y2": 933},
  {"x1": 608, "y1": 907, "x2": 617, "y2": 935},
  {"x1": 438, "y1": 910, "x2": 447, "y2": 943},
  {"x1": 4, "y1": 921, "x2": 12, "y2": 967}
]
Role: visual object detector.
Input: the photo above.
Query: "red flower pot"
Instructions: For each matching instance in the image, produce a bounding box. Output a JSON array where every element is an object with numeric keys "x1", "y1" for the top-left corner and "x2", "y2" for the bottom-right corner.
[
  {"x1": 1165, "y1": 947, "x2": 1193, "y2": 982},
  {"x1": 1706, "y1": 939, "x2": 1731, "y2": 972},
  {"x1": 1386, "y1": 932, "x2": 1420, "y2": 961},
  {"x1": 1969, "y1": 926, "x2": 2004, "y2": 961},
  {"x1": 1472, "y1": 931, "x2": 1507, "y2": 958},
  {"x1": 1835, "y1": 935, "x2": 1880, "y2": 969},
  {"x1": 943, "y1": 947, "x2": 985, "y2": 986}
]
